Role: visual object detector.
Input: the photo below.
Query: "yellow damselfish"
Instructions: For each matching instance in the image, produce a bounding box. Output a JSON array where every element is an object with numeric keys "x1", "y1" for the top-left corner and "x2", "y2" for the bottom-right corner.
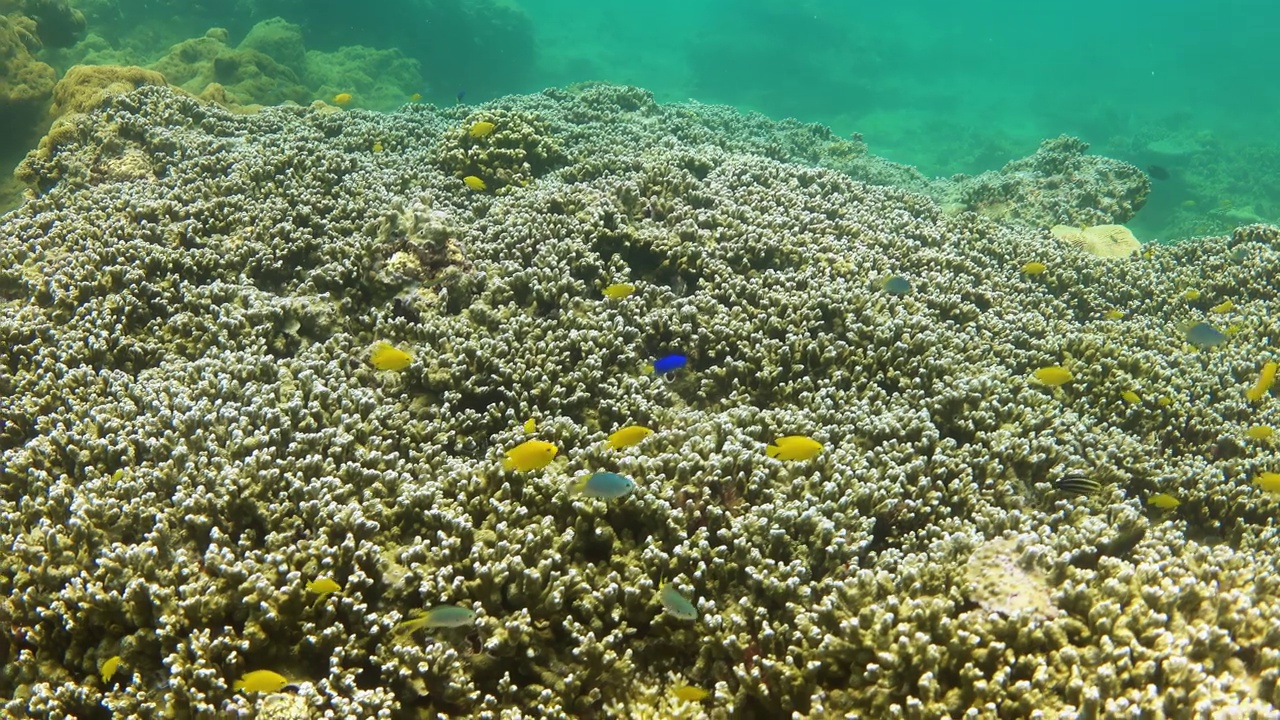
[
  {"x1": 463, "y1": 175, "x2": 487, "y2": 191},
  {"x1": 99, "y1": 655, "x2": 122, "y2": 683},
  {"x1": 1246, "y1": 425, "x2": 1275, "y2": 441},
  {"x1": 671, "y1": 685, "x2": 709, "y2": 702},
  {"x1": 1120, "y1": 390, "x2": 1141, "y2": 404},
  {"x1": 234, "y1": 669, "x2": 289, "y2": 693},
  {"x1": 1255, "y1": 472, "x2": 1280, "y2": 493},
  {"x1": 306, "y1": 577, "x2": 341, "y2": 596},
  {"x1": 602, "y1": 282, "x2": 636, "y2": 299},
  {"x1": 607, "y1": 425, "x2": 654, "y2": 450},
  {"x1": 1246, "y1": 362, "x2": 1277, "y2": 403},
  {"x1": 1210, "y1": 300, "x2": 1234, "y2": 314},
  {"x1": 333, "y1": 92, "x2": 352, "y2": 105},
  {"x1": 766, "y1": 435, "x2": 823, "y2": 461},
  {"x1": 523, "y1": 418, "x2": 536, "y2": 433},
  {"x1": 1147, "y1": 493, "x2": 1181, "y2": 510},
  {"x1": 369, "y1": 343, "x2": 413, "y2": 371},
  {"x1": 1021, "y1": 261, "x2": 1047, "y2": 275},
  {"x1": 1103, "y1": 310, "x2": 1126, "y2": 320},
  {"x1": 503, "y1": 440, "x2": 558, "y2": 471},
  {"x1": 1033, "y1": 366, "x2": 1073, "y2": 386},
  {"x1": 1182, "y1": 289, "x2": 1201, "y2": 301},
  {"x1": 469, "y1": 121, "x2": 496, "y2": 138}
]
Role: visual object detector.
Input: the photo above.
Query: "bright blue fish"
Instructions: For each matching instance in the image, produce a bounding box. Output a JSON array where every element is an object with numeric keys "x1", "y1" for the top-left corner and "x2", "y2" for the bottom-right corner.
[{"x1": 651, "y1": 354, "x2": 687, "y2": 374}]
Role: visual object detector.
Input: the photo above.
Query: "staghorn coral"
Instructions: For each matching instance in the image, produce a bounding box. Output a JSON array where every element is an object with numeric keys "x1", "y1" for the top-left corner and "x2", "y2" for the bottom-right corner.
[{"x1": 5, "y1": 84, "x2": 1280, "y2": 718}]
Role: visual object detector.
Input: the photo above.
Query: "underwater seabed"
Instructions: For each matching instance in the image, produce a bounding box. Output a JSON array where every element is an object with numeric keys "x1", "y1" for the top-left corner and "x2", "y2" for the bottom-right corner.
[{"x1": 3, "y1": 83, "x2": 1280, "y2": 718}]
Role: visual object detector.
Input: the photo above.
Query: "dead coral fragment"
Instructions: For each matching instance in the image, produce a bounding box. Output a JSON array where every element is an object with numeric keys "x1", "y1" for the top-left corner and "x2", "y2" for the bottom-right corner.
[
  {"x1": 1051, "y1": 224, "x2": 1141, "y2": 259},
  {"x1": 964, "y1": 537, "x2": 1059, "y2": 619}
]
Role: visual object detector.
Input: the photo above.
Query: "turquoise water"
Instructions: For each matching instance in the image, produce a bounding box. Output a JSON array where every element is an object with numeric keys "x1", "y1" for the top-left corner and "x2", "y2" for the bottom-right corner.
[
  {"x1": 521, "y1": 0, "x2": 1276, "y2": 171},
  {"x1": 238, "y1": 0, "x2": 1276, "y2": 240},
  {"x1": 10, "y1": 0, "x2": 1280, "y2": 242}
]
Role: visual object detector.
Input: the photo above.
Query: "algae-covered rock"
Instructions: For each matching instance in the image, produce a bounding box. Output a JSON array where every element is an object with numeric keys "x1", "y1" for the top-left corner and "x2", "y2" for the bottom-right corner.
[
  {"x1": 47, "y1": 63, "x2": 167, "y2": 118},
  {"x1": 0, "y1": 15, "x2": 56, "y2": 115}
]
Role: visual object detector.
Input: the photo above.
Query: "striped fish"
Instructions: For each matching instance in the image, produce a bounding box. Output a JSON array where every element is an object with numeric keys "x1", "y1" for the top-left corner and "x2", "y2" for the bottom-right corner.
[{"x1": 1055, "y1": 469, "x2": 1101, "y2": 497}]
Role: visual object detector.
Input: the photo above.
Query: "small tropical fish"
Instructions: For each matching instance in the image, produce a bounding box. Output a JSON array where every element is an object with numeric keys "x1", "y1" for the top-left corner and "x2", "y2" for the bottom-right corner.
[
  {"x1": 333, "y1": 92, "x2": 353, "y2": 105},
  {"x1": 1120, "y1": 390, "x2": 1141, "y2": 405},
  {"x1": 306, "y1": 577, "x2": 341, "y2": 596},
  {"x1": 1147, "y1": 164, "x2": 1171, "y2": 181},
  {"x1": 234, "y1": 670, "x2": 289, "y2": 693},
  {"x1": 607, "y1": 425, "x2": 654, "y2": 450},
  {"x1": 880, "y1": 275, "x2": 911, "y2": 295},
  {"x1": 463, "y1": 175, "x2": 487, "y2": 192},
  {"x1": 650, "y1": 354, "x2": 687, "y2": 374},
  {"x1": 765, "y1": 435, "x2": 823, "y2": 461},
  {"x1": 1021, "y1": 261, "x2": 1047, "y2": 275},
  {"x1": 1103, "y1": 310, "x2": 1126, "y2": 320},
  {"x1": 1182, "y1": 289, "x2": 1201, "y2": 301},
  {"x1": 399, "y1": 604, "x2": 477, "y2": 631},
  {"x1": 1246, "y1": 425, "x2": 1275, "y2": 441},
  {"x1": 569, "y1": 471, "x2": 636, "y2": 499},
  {"x1": 99, "y1": 655, "x2": 122, "y2": 683},
  {"x1": 602, "y1": 282, "x2": 636, "y2": 299},
  {"x1": 369, "y1": 343, "x2": 413, "y2": 371},
  {"x1": 1246, "y1": 362, "x2": 1277, "y2": 402},
  {"x1": 1157, "y1": 396, "x2": 1173, "y2": 407},
  {"x1": 1054, "y1": 470, "x2": 1101, "y2": 497},
  {"x1": 1210, "y1": 300, "x2": 1234, "y2": 314},
  {"x1": 1147, "y1": 493, "x2": 1181, "y2": 510},
  {"x1": 671, "y1": 685, "x2": 709, "y2": 702},
  {"x1": 504, "y1": 439, "x2": 558, "y2": 471},
  {"x1": 522, "y1": 417, "x2": 536, "y2": 433},
  {"x1": 469, "y1": 121, "x2": 496, "y2": 138},
  {"x1": 372, "y1": 141, "x2": 384, "y2": 153},
  {"x1": 659, "y1": 583, "x2": 697, "y2": 620},
  {"x1": 1033, "y1": 366, "x2": 1073, "y2": 386},
  {"x1": 409, "y1": 92, "x2": 422, "y2": 102},
  {"x1": 1185, "y1": 322, "x2": 1227, "y2": 348},
  {"x1": 1255, "y1": 472, "x2": 1280, "y2": 493},
  {"x1": 456, "y1": 89, "x2": 467, "y2": 104}
]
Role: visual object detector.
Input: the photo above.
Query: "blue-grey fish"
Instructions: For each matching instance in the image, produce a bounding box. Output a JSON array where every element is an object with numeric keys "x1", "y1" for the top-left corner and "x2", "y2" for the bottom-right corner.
[
  {"x1": 1185, "y1": 321, "x2": 1226, "y2": 348},
  {"x1": 570, "y1": 471, "x2": 636, "y2": 499}
]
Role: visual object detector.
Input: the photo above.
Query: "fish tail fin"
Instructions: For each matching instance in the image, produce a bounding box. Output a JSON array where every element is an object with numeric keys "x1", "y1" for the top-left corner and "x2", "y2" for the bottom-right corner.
[
  {"x1": 765, "y1": 445, "x2": 783, "y2": 458},
  {"x1": 569, "y1": 474, "x2": 590, "y2": 495}
]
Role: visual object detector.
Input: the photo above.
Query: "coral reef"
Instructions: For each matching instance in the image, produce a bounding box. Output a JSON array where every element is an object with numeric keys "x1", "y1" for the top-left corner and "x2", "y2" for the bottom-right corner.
[
  {"x1": 943, "y1": 135, "x2": 1151, "y2": 228},
  {"x1": 4, "y1": 84, "x2": 1280, "y2": 718},
  {"x1": 145, "y1": 20, "x2": 422, "y2": 110}
]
